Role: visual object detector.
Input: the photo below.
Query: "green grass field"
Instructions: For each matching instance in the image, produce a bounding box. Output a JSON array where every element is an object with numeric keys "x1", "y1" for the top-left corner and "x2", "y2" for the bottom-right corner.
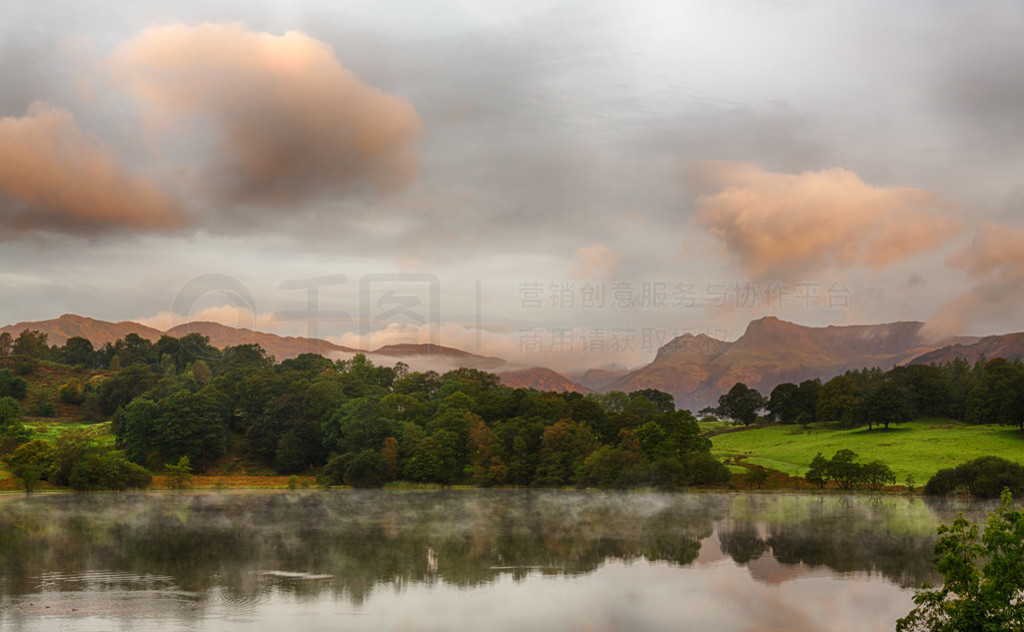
[
  {"x1": 23, "y1": 419, "x2": 115, "y2": 447},
  {"x1": 710, "y1": 418, "x2": 1024, "y2": 483}
]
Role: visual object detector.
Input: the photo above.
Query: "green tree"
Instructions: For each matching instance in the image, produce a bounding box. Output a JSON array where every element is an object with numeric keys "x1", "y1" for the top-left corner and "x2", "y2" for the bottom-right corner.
[
  {"x1": 221, "y1": 343, "x2": 274, "y2": 373},
  {"x1": 47, "y1": 428, "x2": 93, "y2": 486},
  {"x1": 1001, "y1": 371, "x2": 1024, "y2": 431},
  {"x1": 120, "y1": 398, "x2": 160, "y2": 465},
  {"x1": 381, "y1": 436, "x2": 400, "y2": 481},
  {"x1": 860, "y1": 380, "x2": 917, "y2": 430},
  {"x1": 717, "y1": 382, "x2": 766, "y2": 426},
  {"x1": 535, "y1": 419, "x2": 599, "y2": 486},
  {"x1": 273, "y1": 431, "x2": 308, "y2": 474},
  {"x1": 343, "y1": 449, "x2": 388, "y2": 488},
  {"x1": 36, "y1": 397, "x2": 56, "y2": 418},
  {"x1": 893, "y1": 363, "x2": 951, "y2": 419},
  {"x1": 189, "y1": 360, "x2": 213, "y2": 387},
  {"x1": 0, "y1": 331, "x2": 12, "y2": 357},
  {"x1": 806, "y1": 452, "x2": 829, "y2": 490},
  {"x1": 153, "y1": 389, "x2": 228, "y2": 470},
  {"x1": 404, "y1": 430, "x2": 464, "y2": 484},
  {"x1": 56, "y1": 336, "x2": 96, "y2": 368},
  {"x1": 862, "y1": 460, "x2": 897, "y2": 491},
  {"x1": 629, "y1": 389, "x2": 676, "y2": 415},
  {"x1": 817, "y1": 374, "x2": 860, "y2": 422},
  {"x1": 0, "y1": 396, "x2": 30, "y2": 452},
  {"x1": 582, "y1": 445, "x2": 641, "y2": 488},
  {"x1": 966, "y1": 358, "x2": 1021, "y2": 425},
  {"x1": 795, "y1": 379, "x2": 821, "y2": 425},
  {"x1": 686, "y1": 453, "x2": 731, "y2": 486},
  {"x1": 12, "y1": 330, "x2": 49, "y2": 360},
  {"x1": 322, "y1": 397, "x2": 396, "y2": 456},
  {"x1": 7, "y1": 438, "x2": 53, "y2": 492},
  {"x1": 768, "y1": 382, "x2": 802, "y2": 424},
  {"x1": 897, "y1": 490, "x2": 1024, "y2": 632},
  {"x1": 827, "y1": 449, "x2": 865, "y2": 490},
  {"x1": 99, "y1": 364, "x2": 157, "y2": 415},
  {"x1": 164, "y1": 456, "x2": 193, "y2": 489},
  {"x1": 0, "y1": 369, "x2": 28, "y2": 400}
]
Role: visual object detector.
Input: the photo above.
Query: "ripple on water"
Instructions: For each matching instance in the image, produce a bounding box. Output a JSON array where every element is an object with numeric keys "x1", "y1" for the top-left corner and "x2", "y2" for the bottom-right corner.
[{"x1": 1, "y1": 570, "x2": 200, "y2": 619}]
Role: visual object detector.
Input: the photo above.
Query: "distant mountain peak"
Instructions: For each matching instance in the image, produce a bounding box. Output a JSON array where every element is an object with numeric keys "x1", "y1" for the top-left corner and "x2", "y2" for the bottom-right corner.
[{"x1": 654, "y1": 332, "x2": 731, "y2": 363}]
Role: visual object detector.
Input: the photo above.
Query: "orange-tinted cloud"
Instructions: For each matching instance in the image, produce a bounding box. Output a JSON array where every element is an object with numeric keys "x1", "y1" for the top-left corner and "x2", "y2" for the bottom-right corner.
[
  {"x1": 0, "y1": 102, "x2": 184, "y2": 233},
  {"x1": 107, "y1": 22, "x2": 422, "y2": 203},
  {"x1": 571, "y1": 243, "x2": 623, "y2": 281},
  {"x1": 924, "y1": 223, "x2": 1024, "y2": 338},
  {"x1": 691, "y1": 162, "x2": 961, "y2": 280}
]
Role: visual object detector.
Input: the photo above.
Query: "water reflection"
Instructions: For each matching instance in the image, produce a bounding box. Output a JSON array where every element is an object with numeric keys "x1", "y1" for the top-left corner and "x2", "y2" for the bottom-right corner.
[{"x1": 0, "y1": 491, "x2": 997, "y2": 631}]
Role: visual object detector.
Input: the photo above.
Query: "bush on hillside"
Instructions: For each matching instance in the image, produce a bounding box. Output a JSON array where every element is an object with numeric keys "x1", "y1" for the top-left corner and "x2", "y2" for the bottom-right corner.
[{"x1": 924, "y1": 456, "x2": 1024, "y2": 498}]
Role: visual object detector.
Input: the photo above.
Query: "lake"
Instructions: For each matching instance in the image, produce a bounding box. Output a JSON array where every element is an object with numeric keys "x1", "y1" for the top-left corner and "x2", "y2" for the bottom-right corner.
[{"x1": 0, "y1": 490, "x2": 997, "y2": 631}]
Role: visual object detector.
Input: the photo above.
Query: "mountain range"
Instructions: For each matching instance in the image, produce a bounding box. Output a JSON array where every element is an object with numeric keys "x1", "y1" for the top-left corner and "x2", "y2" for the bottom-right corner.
[{"x1": 4, "y1": 313, "x2": 1023, "y2": 411}]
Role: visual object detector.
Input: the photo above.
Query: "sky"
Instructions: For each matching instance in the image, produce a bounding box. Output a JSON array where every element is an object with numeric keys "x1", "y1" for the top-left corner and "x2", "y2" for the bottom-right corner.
[{"x1": 2, "y1": 0, "x2": 1023, "y2": 371}]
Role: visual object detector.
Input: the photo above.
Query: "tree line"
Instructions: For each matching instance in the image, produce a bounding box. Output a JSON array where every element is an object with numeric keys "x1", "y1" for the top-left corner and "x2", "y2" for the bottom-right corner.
[
  {"x1": 1, "y1": 329, "x2": 730, "y2": 490},
  {"x1": 710, "y1": 356, "x2": 1024, "y2": 430}
]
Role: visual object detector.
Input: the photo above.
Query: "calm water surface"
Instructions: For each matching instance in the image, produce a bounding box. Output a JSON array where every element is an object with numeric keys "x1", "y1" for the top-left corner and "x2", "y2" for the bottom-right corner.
[{"x1": 0, "y1": 490, "x2": 997, "y2": 631}]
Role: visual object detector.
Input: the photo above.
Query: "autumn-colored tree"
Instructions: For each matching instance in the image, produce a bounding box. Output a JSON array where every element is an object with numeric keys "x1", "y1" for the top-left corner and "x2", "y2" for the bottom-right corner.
[{"x1": 381, "y1": 436, "x2": 400, "y2": 481}]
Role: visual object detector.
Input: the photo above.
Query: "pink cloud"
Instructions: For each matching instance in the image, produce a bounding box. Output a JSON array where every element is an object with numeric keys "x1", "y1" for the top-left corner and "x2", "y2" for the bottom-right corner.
[
  {"x1": 691, "y1": 162, "x2": 961, "y2": 280},
  {"x1": 0, "y1": 102, "x2": 184, "y2": 234},
  {"x1": 924, "y1": 223, "x2": 1024, "y2": 338},
  {"x1": 106, "y1": 22, "x2": 423, "y2": 203},
  {"x1": 572, "y1": 243, "x2": 623, "y2": 281}
]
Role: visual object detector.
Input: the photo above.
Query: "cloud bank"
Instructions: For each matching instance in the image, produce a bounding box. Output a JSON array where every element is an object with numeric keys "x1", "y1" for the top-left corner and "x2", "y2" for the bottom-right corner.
[
  {"x1": 691, "y1": 163, "x2": 961, "y2": 280},
  {"x1": 925, "y1": 223, "x2": 1024, "y2": 338},
  {"x1": 0, "y1": 102, "x2": 184, "y2": 234},
  {"x1": 107, "y1": 22, "x2": 423, "y2": 204}
]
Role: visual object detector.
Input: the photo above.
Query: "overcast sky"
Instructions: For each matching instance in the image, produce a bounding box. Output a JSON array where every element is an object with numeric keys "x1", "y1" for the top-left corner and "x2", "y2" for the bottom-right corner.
[{"x1": 2, "y1": 0, "x2": 1023, "y2": 370}]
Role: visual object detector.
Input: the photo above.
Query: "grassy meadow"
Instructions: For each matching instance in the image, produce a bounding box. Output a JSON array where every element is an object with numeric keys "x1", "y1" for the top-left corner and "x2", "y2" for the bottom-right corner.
[{"x1": 709, "y1": 418, "x2": 1024, "y2": 484}]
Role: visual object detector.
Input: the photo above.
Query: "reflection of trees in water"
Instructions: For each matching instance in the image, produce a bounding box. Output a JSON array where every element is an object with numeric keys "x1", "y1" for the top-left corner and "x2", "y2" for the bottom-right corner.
[
  {"x1": 0, "y1": 492, "x2": 986, "y2": 606},
  {"x1": 0, "y1": 491, "x2": 726, "y2": 605},
  {"x1": 713, "y1": 495, "x2": 995, "y2": 589},
  {"x1": 717, "y1": 524, "x2": 768, "y2": 565}
]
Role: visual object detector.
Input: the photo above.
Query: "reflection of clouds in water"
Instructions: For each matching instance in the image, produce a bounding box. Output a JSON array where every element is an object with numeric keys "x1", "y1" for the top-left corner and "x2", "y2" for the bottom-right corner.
[
  {"x1": 351, "y1": 560, "x2": 912, "y2": 632},
  {"x1": 0, "y1": 562, "x2": 916, "y2": 632},
  {"x1": 0, "y1": 491, "x2": 997, "y2": 631}
]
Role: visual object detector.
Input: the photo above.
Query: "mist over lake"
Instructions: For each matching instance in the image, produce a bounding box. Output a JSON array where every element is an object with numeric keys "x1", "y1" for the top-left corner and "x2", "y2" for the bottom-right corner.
[{"x1": 0, "y1": 491, "x2": 997, "y2": 631}]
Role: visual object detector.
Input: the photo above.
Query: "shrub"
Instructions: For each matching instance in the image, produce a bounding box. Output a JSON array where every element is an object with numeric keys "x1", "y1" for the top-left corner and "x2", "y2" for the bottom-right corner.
[
  {"x1": 69, "y1": 452, "x2": 152, "y2": 491},
  {"x1": 36, "y1": 397, "x2": 57, "y2": 418},
  {"x1": 343, "y1": 449, "x2": 388, "y2": 488},
  {"x1": 317, "y1": 453, "x2": 354, "y2": 487},
  {"x1": 688, "y1": 453, "x2": 731, "y2": 486},
  {"x1": 164, "y1": 456, "x2": 193, "y2": 489},
  {"x1": 7, "y1": 438, "x2": 54, "y2": 491},
  {"x1": 924, "y1": 456, "x2": 1024, "y2": 498},
  {"x1": 0, "y1": 369, "x2": 27, "y2": 399},
  {"x1": 58, "y1": 378, "x2": 85, "y2": 405}
]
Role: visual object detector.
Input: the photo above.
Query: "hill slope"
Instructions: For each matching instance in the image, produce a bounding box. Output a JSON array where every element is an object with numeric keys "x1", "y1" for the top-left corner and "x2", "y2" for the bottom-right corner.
[
  {"x1": 910, "y1": 332, "x2": 1024, "y2": 366},
  {"x1": 499, "y1": 367, "x2": 590, "y2": 393},
  {"x1": 1, "y1": 314, "x2": 163, "y2": 347},
  {"x1": 165, "y1": 321, "x2": 359, "y2": 360}
]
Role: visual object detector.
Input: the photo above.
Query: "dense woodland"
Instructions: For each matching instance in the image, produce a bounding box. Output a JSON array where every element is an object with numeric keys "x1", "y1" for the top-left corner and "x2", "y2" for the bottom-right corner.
[
  {"x1": 0, "y1": 330, "x2": 727, "y2": 490},
  {"x1": 1, "y1": 327, "x2": 1022, "y2": 493}
]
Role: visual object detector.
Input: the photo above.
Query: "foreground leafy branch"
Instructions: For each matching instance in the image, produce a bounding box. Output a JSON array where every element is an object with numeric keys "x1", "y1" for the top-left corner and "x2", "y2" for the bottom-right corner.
[{"x1": 897, "y1": 489, "x2": 1024, "y2": 631}]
